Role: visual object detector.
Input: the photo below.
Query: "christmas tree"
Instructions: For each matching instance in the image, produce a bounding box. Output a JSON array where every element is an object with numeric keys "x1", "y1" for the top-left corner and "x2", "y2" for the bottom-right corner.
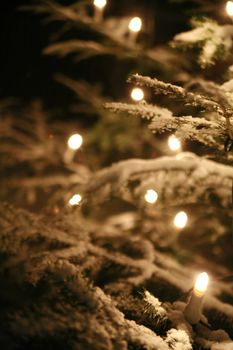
[{"x1": 0, "y1": 1, "x2": 233, "y2": 349}]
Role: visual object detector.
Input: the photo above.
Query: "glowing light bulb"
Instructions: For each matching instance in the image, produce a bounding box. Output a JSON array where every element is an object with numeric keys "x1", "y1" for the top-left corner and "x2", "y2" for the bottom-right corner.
[
  {"x1": 68, "y1": 194, "x2": 82, "y2": 206},
  {"x1": 67, "y1": 133, "x2": 83, "y2": 150},
  {"x1": 131, "y1": 87, "x2": 144, "y2": 101},
  {"x1": 93, "y1": 0, "x2": 107, "y2": 9},
  {"x1": 93, "y1": 0, "x2": 106, "y2": 21},
  {"x1": 226, "y1": 1, "x2": 233, "y2": 16},
  {"x1": 168, "y1": 135, "x2": 181, "y2": 152},
  {"x1": 128, "y1": 17, "x2": 142, "y2": 32},
  {"x1": 144, "y1": 189, "x2": 158, "y2": 204},
  {"x1": 194, "y1": 272, "x2": 209, "y2": 297},
  {"x1": 173, "y1": 211, "x2": 188, "y2": 229},
  {"x1": 184, "y1": 271, "x2": 209, "y2": 324}
]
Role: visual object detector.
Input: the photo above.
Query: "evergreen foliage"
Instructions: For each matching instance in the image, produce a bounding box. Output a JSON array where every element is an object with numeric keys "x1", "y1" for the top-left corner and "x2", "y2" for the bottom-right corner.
[{"x1": 1, "y1": 1, "x2": 233, "y2": 349}]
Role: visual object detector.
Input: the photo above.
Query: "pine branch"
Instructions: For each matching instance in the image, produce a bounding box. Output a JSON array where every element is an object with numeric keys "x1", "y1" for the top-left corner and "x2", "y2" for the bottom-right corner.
[
  {"x1": 107, "y1": 74, "x2": 233, "y2": 147},
  {"x1": 172, "y1": 17, "x2": 233, "y2": 67},
  {"x1": 105, "y1": 101, "x2": 173, "y2": 119},
  {"x1": 55, "y1": 74, "x2": 106, "y2": 109},
  {"x1": 84, "y1": 153, "x2": 233, "y2": 208},
  {"x1": 128, "y1": 74, "x2": 223, "y2": 114},
  {"x1": 3, "y1": 172, "x2": 88, "y2": 189},
  {"x1": 22, "y1": 0, "x2": 84, "y2": 23},
  {"x1": 43, "y1": 40, "x2": 118, "y2": 59},
  {"x1": 105, "y1": 101, "x2": 223, "y2": 148},
  {"x1": 26, "y1": 1, "x2": 192, "y2": 78},
  {"x1": 1, "y1": 204, "x2": 233, "y2": 348},
  {"x1": 143, "y1": 290, "x2": 168, "y2": 326}
]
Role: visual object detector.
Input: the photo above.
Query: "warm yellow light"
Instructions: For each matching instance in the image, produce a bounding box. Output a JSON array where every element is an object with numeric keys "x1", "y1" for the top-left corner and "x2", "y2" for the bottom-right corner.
[
  {"x1": 67, "y1": 133, "x2": 83, "y2": 150},
  {"x1": 128, "y1": 17, "x2": 142, "y2": 32},
  {"x1": 68, "y1": 194, "x2": 82, "y2": 206},
  {"x1": 168, "y1": 135, "x2": 181, "y2": 151},
  {"x1": 173, "y1": 211, "x2": 188, "y2": 229},
  {"x1": 194, "y1": 272, "x2": 209, "y2": 296},
  {"x1": 131, "y1": 87, "x2": 144, "y2": 101},
  {"x1": 144, "y1": 189, "x2": 158, "y2": 204},
  {"x1": 226, "y1": 1, "x2": 233, "y2": 16},
  {"x1": 93, "y1": 0, "x2": 107, "y2": 9}
]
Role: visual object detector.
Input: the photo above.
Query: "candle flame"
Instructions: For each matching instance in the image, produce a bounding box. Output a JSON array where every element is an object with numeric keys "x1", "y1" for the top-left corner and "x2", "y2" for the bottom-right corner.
[
  {"x1": 93, "y1": 0, "x2": 107, "y2": 9},
  {"x1": 194, "y1": 272, "x2": 209, "y2": 296},
  {"x1": 226, "y1": 1, "x2": 233, "y2": 16}
]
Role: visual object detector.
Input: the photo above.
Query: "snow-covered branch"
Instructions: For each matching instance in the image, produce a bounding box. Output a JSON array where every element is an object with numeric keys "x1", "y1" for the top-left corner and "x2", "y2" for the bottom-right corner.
[
  {"x1": 172, "y1": 17, "x2": 233, "y2": 67},
  {"x1": 1, "y1": 204, "x2": 233, "y2": 349},
  {"x1": 106, "y1": 74, "x2": 233, "y2": 148},
  {"x1": 84, "y1": 153, "x2": 233, "y2": 208},
  {"x1": 128, "y1": 74, "x2": 223, "y2": 114},
  {"x1": 105, "y1": 101, "x2": 223, "y2": 149}
]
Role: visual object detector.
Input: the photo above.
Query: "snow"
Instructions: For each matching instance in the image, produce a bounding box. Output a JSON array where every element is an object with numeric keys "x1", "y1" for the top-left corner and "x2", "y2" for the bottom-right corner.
[
  {"x1": 143, "y1": 290, "x2": 167, "y2": 321},
  {"x1": 166, "y1": 329, "x2": 192, "y2": 350},
  {"x1": 173, "y1": 19, "x2": 233, "y2": 67},
  {"x1": 211, "y1": 342, "x2": 233, "y2": 350}
]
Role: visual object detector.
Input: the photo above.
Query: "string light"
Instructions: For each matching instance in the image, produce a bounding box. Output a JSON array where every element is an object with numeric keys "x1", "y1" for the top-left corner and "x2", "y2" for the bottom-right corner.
[
  {"x1": 67, "y1": 133, "x2": 83, "y2": 150},
  {"x1": 64, "y1": 133, "x2": 83, "y2": 163},
  {"x1": 93, "y1": 0, "x2": 107, "y2": 21},
  {"x1": 184, "y1": 272, "x2": 209, "y2": 324},
  {"x1": 68, "y1": 194, "x2": 82, "y2": 206},
  {"x1": 128, "y1": 17, "x2": 142, "y2": 32},
  {"x1": 173, "y1": 211, "x2": 188, "y2": 229},
  {"x1": 128, "y1": 17, "x2": 142, "y2": 44},
  {"x1": 144, "y1": 189, "x2": 158, "y2": 204},
  {"x1": 93, "y1": 0, "x2": 107, "y2": 9},
  {"x1": 131, "y1": 87, "x2": 144, "y2": 101},
  {"x1": 194, "y1": 272, "x2": 209, "y2": 296},
  {"x1": 168, "y1": 135, "x2": 181, "y2": 152},
  {"x1": 226, "y1": 1, "x2": 233, "y2": 16}
]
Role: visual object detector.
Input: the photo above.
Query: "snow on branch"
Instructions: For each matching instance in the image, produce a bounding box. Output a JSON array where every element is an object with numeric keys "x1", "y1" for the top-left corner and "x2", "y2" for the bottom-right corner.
[
  {"x1": 105, "y1": 101, "x2": 222, "y2": 148},
  {"x1": 84, "y1": 153, "x2": 233, "y2": 208},
  {"x1": 106, "y1": 74, "x2": 233, "y2": 148},
  {"x1": 143, "y1": 290, "x2": 168, "y2": 326},
  {"x1": 105, "y1": 101, "x2": 173, "y2": 120},
  {"x1": 172, "y1": 17, "x2": 233, "y2": 67},
  {"x1": 1, "y1": 204, "x2": 233, "y2": 348},
  {"x1": 128, "y1": 74, "x2": 223, "y2": 114}
]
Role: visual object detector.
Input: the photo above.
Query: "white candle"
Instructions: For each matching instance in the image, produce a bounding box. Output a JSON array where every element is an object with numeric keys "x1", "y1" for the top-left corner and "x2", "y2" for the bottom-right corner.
[
  {"x1": 64, "y1": 133, "x2": 83, "y2": 163},
  {"x1": 184, "y1": 272, "x2": 209, "y2": 324},
  {"x1": 128, "y1": 17, "x2": 142, "y2": 44},
  {"x1": 93, "y1": 0, "x2": 107, "y2": 22}
]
